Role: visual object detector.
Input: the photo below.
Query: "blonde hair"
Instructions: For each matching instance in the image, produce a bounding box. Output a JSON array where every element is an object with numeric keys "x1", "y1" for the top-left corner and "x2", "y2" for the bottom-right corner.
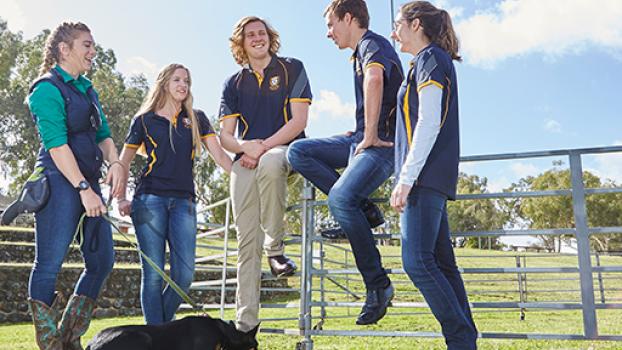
[
  {"x1": 135, "y1": 64, "x2": 203, "y2": 157},
  {"x1": 400, "y1": 1, "x2": 461, "y2": 61},
  {"x1": 39, "y1": 22, "x2": 91, "y2": 76},
  {"x1": 229, "y1": 16, "x2": 281, "y2": 66}
]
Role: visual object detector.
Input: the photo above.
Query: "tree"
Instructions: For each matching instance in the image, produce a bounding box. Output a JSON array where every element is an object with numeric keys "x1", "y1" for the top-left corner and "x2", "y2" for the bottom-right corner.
[
  {"x1": 510, "y1": 166, "x2": 622, "y2": 252},
  {"x1": 448, "y1": 173, "x2": 508, "y2": 249}
]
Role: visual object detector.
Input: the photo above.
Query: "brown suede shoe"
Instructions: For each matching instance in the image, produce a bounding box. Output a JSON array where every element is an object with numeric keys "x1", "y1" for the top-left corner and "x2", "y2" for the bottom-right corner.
[{"x1": 267, "y1": 255, "x2": 297, "y2": 277}]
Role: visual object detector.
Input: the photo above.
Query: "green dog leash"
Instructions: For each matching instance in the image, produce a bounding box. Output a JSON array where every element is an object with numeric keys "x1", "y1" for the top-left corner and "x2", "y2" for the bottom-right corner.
[{"x1": 72, "y1": 208, "x2": 200, "y2": 310}]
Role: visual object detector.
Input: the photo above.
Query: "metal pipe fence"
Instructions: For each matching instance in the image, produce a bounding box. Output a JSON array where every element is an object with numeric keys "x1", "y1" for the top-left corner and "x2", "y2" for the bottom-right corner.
[{"x1": 185, "y1": 145, "x2": 622, "y2": 348}]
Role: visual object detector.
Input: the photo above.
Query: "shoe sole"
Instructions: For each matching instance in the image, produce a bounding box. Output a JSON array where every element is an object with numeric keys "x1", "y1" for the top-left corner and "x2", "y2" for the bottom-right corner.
[{"x1": 271, "y1": 268, "x2": 297, "y2": 278}]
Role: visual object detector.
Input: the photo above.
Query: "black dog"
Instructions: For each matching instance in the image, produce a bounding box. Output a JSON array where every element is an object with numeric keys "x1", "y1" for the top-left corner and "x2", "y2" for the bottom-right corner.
[{"x1": 86, "y1": 315, "x2": 258, "y2": 350}]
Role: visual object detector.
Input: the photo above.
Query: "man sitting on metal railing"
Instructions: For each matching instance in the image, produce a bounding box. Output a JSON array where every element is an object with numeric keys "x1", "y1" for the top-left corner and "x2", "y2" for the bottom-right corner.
[
  {"x1": 288, "y1": 0, "x2": 403, "y2": 325},
  {"x1": 218, "y1": 15, "x2": 313, "y2": 338}
]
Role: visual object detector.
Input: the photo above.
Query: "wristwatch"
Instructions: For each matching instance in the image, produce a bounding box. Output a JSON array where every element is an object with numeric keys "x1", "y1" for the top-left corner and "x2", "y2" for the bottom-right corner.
[{"x1": 75, "y1": 180, "x2": 90, "y2": 192}]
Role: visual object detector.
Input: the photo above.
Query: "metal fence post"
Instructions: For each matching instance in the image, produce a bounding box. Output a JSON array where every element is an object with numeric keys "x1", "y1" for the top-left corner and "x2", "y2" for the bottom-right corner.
[
  {"x1": 569, "y1": 151, "x2": 598, "y2": 338},
  {"x1": 595, "y1": 252, "x2": 606, "y2": 304},
  {"x1": 516, "y1": 255, "x2": 526, "y2": 321},
  {"x1": 298, "y1": 180, "x2": 315, "y2": 350},
  {"x1": 220, "y1": 198, "x2": 231, "y2": 319}
]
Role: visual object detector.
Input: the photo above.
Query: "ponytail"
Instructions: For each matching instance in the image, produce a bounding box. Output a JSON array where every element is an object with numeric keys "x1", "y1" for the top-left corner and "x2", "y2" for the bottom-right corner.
[
  {"x1": 438, "y1": 10, "x2": 461, "y2": 62},
  {"x1": 39, "y1": 22, "x2": 91, "y2": 76},
  {"x1": 400, "y1": 1, "x2": 461, "y2": 61}
]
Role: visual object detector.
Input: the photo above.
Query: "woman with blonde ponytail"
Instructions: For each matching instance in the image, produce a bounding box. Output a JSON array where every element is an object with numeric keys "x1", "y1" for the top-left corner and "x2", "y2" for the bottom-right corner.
[
  {"x1": 116, "y1": 64, "x2": 232, "y2": 325},
  {"x1": 26, "y1": 22, "x2": 124, "y2": 350},
  {"x1": 390, "y1": 2, "x2": 477, "y2": 349}
]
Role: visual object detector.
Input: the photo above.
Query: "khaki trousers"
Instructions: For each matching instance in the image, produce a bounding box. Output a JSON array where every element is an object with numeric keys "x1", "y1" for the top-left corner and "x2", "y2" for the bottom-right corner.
[{"x1": 230, "y1": 146, "x2": 290, "y2": 331}]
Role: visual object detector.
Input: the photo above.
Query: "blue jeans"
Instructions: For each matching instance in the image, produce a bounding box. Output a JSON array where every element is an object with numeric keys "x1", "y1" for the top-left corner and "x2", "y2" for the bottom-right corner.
[
  {"x1": 288, "y1": 132, "x2": 393, "y2": 289},
  {"x1": 401, "y1": 187, "x2": 477, "y2": 350},
  {"x1": 131, "y1": 194, "x2": 197, "y2": 325},
  {"x1": 30, "y1": 170, "x2": 114, "y2": 305}
]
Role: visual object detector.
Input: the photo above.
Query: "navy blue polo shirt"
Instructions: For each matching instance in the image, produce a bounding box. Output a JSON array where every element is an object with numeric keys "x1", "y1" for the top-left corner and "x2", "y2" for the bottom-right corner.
[
  {"x1": 394, "y1": 43, "x2": 460, "y2": 199},
  {"x1": 218, "y1": 55, "x2": 312, "y2": 153},
  {"x1": 351, "y1": 30, "x2": 403, "y2": 141},
  {"x1": 124, "y1": 109, "x2": 215, "y2": 198}
]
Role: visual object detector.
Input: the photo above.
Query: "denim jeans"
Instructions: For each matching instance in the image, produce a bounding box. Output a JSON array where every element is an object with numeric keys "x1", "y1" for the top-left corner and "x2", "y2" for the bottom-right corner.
[
  {"x1": 401, "y1": 187, "x2": 477, "y2": 350},
  {"x1": 131, "y1": 193, "x2": 197, "y2": 325},
  {"x1": 288, "y1": 132, "x2": 393, "y2": 289},
  {"x1": 30, "y1": 170, "x2": 114, "y2": 305}
]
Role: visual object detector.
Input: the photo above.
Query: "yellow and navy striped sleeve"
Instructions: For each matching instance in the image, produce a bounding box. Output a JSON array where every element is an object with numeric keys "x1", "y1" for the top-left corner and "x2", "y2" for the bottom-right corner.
[
  {"x1": 415, "y1": 50, "x2": 445, "y2": 93},
  {"x1": 196, "y1": 110, "x2": 217, "y2": 139},
  {"x1": 218, "y1": 75, "x2": 240, "y2": 122},
  {"x1": 360, "y1": 38, "x2": 389, "y2": 73},
  {"x1": 124, "y1": 116, "x2": 145, "y2": 149},
  {"x1": 288, "y1": 60, "x2": 312, "y2": 105}
]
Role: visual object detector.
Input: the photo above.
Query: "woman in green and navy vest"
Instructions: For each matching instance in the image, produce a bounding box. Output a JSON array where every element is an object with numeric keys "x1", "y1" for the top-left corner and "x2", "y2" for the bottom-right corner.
[
  {"x1": 390, "y1": 2, "x2": 477, "y2": 349},
  {"x1": 117, "y1": 64, "x2": 232, "y2": 325},
  {"x1": 26, "y1": 22, "x2": 124, "y2": 350}
]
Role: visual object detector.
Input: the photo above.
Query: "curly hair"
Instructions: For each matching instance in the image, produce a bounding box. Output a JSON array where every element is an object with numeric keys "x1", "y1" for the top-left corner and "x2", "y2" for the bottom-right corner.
[
  {"x1": 229, "y1": 16, "x2": 280, "y2": 66},
  {"x1": 39, "y1": 22, "x2": 91, "y2": 76}
]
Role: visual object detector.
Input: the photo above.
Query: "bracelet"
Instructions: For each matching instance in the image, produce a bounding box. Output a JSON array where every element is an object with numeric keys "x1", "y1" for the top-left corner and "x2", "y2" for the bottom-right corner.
[{"x1": 109, "y1": 160, "x2": 127, "y2": 171}]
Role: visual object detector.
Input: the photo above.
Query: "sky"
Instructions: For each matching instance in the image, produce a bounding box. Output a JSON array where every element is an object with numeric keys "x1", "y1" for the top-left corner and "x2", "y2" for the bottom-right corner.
[{"x1": 2, "y1": 0, "x2": 622, "y2": 194}]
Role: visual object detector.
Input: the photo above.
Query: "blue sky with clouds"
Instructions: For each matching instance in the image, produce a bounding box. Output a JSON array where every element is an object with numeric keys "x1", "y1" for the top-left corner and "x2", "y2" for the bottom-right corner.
[{"x1": 3, "y1": 0, "x2": 622, "y2": 192}]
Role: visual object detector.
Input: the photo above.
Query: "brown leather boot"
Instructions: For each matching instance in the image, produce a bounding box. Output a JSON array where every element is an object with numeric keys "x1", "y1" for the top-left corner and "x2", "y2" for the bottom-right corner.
[
  {"x1": 28, "y1": 292, "x2": 64, "y2": 350},
  {"x1": 59, "y1": 294, "x2": 96, "y2": 350}
]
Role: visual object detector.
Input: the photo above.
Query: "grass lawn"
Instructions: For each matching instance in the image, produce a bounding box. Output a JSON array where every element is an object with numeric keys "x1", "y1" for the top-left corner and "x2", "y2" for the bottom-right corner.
[{"x1": 3, "y1": 241, "x2": 622, "y2": 349}]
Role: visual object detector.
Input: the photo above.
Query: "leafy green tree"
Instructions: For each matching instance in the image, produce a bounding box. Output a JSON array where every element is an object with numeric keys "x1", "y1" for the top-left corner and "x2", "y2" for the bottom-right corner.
[
  {"x1": 448, "y1": 173, "x2": 508, "y2": 249},
  {"x1": 510, "y1": 166, "x2": 622, "y2": 252}
]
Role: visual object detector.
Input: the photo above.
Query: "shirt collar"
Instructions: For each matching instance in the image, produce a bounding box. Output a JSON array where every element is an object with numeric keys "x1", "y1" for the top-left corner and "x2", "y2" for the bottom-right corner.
[
  {"x1": 53, "y1": 65, "x2": 92, "y2": 88},
  {"x1": 351, "y1": 30, "x2": 372, "y2": 62},
  {"x1": 244, "y1": 55, "x2": 278, "y2": 72}
]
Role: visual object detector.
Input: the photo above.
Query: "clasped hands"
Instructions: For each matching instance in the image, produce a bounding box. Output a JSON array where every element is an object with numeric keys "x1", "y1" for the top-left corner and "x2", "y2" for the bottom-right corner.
[{"x1": 239, "y1": 140, "x2": 271, "y2": 169}]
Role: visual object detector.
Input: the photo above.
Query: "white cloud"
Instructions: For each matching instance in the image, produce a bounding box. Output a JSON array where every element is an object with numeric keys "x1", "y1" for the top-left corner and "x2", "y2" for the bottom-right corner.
[
  {"x1": 589, "y1": 140, "x2": 622, "y2": 183},
  {"x1": 308, "y1": 90, "x2": 355, "y2": 121},
  {"x1": 543, "y1": 119, "x2": 562, "y2": 133},
  {"x1": 509, "y1": 161, "x2": 539, "y2": 178},
  {"x1": 456, "y1": 0, "x2": 622, "y2": 66},
  {"x1": 434, "y1": 0, "x2": 465, "y2": 19},
  {"x1": 1, "y1": 0, "x2": 27, "y2": 32},
  {"x1": 487, "y1": 176, "x2": 512, "y2": 192},
  {"x1": 121, "y1": 56, "x2": 159, "y2": 82},
  {"x1": 458, "y1": 161, "x2": 478, "y2": 174}
]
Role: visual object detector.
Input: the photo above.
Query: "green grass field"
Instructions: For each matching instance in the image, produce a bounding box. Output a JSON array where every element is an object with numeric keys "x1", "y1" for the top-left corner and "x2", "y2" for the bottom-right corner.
[{"x1": 3, "y1": 242, "x2": 622, "y2": 349}]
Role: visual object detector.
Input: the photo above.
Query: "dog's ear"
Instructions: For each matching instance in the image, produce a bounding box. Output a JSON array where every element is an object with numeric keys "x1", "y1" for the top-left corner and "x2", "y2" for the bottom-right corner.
[
  {"x1": 247, "y1": 323, "x2": 260, "y2": 337},
  {"x1": 220, "y1": 321, "x2": 259, "y2": 350},
  {"x1": 215, "y1": 319, "x2": 231, "y2": 336}
]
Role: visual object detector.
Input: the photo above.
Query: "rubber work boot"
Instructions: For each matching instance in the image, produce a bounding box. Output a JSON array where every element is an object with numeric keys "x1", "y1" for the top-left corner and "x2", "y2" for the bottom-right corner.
[
  {"x1": 28, "y1": 292, "x2": 64, "y2": 350},
  {"x1": 59, "y1": 294, "x2": 96, "y2": 350}
]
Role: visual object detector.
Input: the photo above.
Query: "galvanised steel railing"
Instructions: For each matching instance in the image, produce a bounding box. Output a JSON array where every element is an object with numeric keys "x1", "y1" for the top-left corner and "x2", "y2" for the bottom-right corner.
[{"x1": 187, "y1": 145, "x2": 622, "y2": 349}]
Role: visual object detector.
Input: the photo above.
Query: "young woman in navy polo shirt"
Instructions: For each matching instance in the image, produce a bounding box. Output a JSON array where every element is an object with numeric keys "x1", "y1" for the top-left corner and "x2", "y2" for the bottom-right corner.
[
  {"x1": 117, "y1": 64, "x2": 232, "y2": 325},
  {"x1": 390, "y1": 2, "x2": 477, "y2": 349}
]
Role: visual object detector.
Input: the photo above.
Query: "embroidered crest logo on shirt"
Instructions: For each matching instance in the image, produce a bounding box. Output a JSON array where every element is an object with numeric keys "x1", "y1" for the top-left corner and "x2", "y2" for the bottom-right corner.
[
  {"x1": 182, "y1": 117, "x2": 192, "y2": 129},
  {"x1": 269, "y1": 76, "x2": 280, "y2": 91}
]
